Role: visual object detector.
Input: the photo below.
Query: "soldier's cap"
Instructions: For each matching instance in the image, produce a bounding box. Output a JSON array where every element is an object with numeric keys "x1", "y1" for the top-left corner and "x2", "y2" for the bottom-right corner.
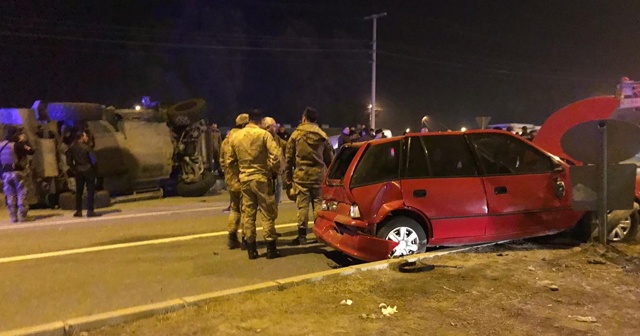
[
  {"x1": 262, "y1": 117, "x2": 277, "y2": 128},
  {"x1": 235, "y1": 113, "x2": 249, "y2": 126}
]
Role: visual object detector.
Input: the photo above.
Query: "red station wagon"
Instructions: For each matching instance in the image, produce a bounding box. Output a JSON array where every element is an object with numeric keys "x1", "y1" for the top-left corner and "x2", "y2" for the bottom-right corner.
[{"x1": 313, "y1": 130, "x2": 585, "y2": 261}]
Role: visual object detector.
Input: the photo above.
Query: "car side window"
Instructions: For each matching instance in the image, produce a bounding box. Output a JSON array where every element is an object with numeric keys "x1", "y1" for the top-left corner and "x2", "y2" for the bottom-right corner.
[
  {"x1": 405, "y1": 136, "x2": 430, "y2": 178},
  {"x1": 422, "y1": 135, "x2": 477, "y2": 177},
  {"x1": 351, "y1": 140, "x2": 401, "y2": 187},
  {"x1": 468, "y1": 133, "x2": 554, "y2": 175}
]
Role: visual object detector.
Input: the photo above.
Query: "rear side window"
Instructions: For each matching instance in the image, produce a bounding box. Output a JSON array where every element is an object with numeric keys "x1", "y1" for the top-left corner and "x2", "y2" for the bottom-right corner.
[
  {"x1": 405, "y1": 136, "x2": 430, "y2": 178},
  {"x1": 326, "y1": 146, "x2": 359, "y2": 183},
  {"x1": 351, "y1": 140, "x2": 401, "y2": 187},
  {"x1": 422, "y1": 135, "x2": 477, "y2": 177}
]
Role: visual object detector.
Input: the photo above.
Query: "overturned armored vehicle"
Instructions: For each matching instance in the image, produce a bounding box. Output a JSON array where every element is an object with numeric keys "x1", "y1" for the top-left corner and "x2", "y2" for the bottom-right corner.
[{"x1": 0, "y1": 98, "x2": 216, "y2": 210}]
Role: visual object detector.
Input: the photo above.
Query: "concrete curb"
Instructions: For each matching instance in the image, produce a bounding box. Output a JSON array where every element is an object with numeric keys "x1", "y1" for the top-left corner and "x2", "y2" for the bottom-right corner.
[{"x1": 0, "y1": 244, "x2": 489, "y2": 336}]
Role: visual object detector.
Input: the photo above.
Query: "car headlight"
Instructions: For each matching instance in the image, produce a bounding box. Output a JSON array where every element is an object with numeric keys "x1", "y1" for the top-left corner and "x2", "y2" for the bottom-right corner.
[{"x1": 350, "y1": 204, "x2": 361, "y2": 219}]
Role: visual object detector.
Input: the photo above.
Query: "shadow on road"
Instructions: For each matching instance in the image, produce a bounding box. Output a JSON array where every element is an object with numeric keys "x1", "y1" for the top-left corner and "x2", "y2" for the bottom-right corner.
[
  {"x1": 95, "y1": 209, "x2": 123, "y2": 216},
  {"x1": 31, "y1": 213, "x2": 64, "y2": 221},
  {"x1": 322, "y1": 250, "x2": 366, "y2": 268}
]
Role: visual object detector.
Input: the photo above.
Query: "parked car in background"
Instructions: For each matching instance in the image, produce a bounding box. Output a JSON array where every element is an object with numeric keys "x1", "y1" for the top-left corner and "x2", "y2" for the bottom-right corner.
[{"x1": 314, "y1": 129, "x2": 586, "y2": 261}]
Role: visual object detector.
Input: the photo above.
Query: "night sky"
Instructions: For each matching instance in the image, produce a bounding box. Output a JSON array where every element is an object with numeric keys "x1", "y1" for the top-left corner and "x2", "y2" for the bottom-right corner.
[{"x1": 1, "y1": 0, "x2": 639, "y2": 133}]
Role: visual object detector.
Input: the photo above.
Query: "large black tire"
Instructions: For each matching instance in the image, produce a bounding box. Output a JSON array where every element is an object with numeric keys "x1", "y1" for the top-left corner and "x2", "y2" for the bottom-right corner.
[
  {"x1": 58, "y1": 190, "x2": 111, "y2": 210},
  {"x1": 376, "y1": 217, "x2": 428, "y2": 259},
  {"x1": 47, "y1": 103, "x2": 104, "y2": 123},
  {"x1": 176, "y1": 171, "x2": 216, "y2": 197},
  {"x1": 166, "y1": 99, "x2": 206, "y2": 126}
]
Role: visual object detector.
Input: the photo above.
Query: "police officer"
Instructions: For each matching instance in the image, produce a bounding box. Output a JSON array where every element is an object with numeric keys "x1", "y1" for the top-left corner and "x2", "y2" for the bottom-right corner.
[
  {"x1": 220, "y1": 113, "x2": 249, "y2": 249},
  {"x1": 66, "y1": 130, "x2": 100, "y2": 218},
  {"x1": 285, "y1": 107, "x2": 334, "y2": 245},
  {"x1": 228, "y1": 109, "x2": 282, "y2": 259},
  {"x1": 1, "y1": 127, "x2": 35, "y2": 223}
]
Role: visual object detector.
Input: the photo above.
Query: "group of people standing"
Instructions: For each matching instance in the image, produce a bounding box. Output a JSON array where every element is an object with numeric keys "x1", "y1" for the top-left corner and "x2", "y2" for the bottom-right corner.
[
  {"x1": 1, "y1": 125, "x2": 100, "y2": 223},
  {"x1": 337, "y1": 124, "x2": 386, "y2": 148},
  {"x1": 219, "y1": 107, "x2": 333, "y2": 260}
]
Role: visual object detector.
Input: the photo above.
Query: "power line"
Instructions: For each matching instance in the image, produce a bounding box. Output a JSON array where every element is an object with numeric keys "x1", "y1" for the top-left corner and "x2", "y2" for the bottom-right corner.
[
  {"x1": 378, "y1": 50, "x2": 609, "y2": 82},
  {"x1": 0, "y1": 31, "x2": 369, "y2": 52},
  {"x1": 0, "y1": 16, "x2": 368, "y2": 43},
  {"x1": 4, "y1": 42, "x2": 369, "y2": 63}
]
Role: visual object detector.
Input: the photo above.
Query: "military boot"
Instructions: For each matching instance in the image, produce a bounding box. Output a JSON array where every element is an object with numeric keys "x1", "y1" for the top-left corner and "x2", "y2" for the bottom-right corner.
[
  {"x1": 240, "y1": 236, "x2": 248, "y2": 251},
  {"x1": 266, "y1": 240, "x2": 281, "y2": 259},
  {"x1": 227, "y1": 232, "x2": 241, "y2": 249},
  {"x1": 291, "y1": 228, "x2": 308, "y2": 246},
  {"x1": 247, "y1": 241, "x2": 259, "y2": 260}
]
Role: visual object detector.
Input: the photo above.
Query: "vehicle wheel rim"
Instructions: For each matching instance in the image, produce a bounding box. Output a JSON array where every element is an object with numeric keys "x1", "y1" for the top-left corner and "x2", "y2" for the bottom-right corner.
[
  {"x1": 608, "y1": 216, "x2": 631, "y2": 242},
  {"x1": 385, "y1": 226, "x2": 420, "y2": 257}
]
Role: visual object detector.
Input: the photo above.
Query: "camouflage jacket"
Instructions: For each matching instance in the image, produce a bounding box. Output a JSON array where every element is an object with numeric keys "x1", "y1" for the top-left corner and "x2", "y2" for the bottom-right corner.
[
  {"x1": 272, "y1": 133, "x2": 287, "y2": 175},
  {"x1": 220, "y1": 128, "x2": 241, "y2": 192},
  {"x1": 285, "y1": 122, "x2": 334, "y2": 186},
  {"x1": 228, "y1": 124, "x2": 282, "y2": 183}
]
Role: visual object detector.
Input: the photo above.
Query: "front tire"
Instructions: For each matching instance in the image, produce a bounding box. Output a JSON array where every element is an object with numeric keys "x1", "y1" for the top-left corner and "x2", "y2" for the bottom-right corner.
[{"x1": 376, "y1": 217, "x2": 427, "y2": 258}]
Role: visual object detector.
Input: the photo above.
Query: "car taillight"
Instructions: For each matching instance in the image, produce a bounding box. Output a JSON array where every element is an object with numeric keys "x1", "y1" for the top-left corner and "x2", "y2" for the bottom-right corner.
[
  {"x1": 321, "y1": 200, "x2": 338, "y2": 211},
  {"x1": 350, "y1": 204, "x2": 361, "y2": 219}
]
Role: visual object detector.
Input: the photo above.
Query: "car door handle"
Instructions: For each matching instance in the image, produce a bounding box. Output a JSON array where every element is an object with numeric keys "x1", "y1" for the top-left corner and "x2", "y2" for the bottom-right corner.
[
  {"x1": 494, "y1": 186, "x2": 507, "y2": 195},
  {"x1": 413, "y1": 189, "x2": 427, "y2": 198}
]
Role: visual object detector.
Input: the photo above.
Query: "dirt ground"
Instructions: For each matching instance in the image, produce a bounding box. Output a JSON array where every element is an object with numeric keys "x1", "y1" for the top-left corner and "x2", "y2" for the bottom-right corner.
[{"x1": 89, "y1": 240, "x2": 640, "y2": 336}]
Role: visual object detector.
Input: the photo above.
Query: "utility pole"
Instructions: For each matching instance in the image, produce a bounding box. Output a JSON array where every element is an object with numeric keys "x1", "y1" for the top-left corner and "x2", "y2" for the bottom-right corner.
[{"x1": 365, "y1": 12, "x2": 386, "y2": 130}]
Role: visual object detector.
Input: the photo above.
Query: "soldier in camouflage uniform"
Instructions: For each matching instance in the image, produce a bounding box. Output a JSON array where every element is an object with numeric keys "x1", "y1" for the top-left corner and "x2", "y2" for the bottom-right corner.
[
  {"x1": 228, "y1": 109, "x2": 283, "y2": 259},
  {"x1": 285, "y1": 107, "x2": 334, "y2": 245},
  {"x1": 261, "y1": 117, "x2": 286, "y2": 205},
  {"x1": 220, "y1": 113, "x2": 249, "y2": 249},
  {"x1": 1, "y1": 127, "x2": 35, "y2": 223}
]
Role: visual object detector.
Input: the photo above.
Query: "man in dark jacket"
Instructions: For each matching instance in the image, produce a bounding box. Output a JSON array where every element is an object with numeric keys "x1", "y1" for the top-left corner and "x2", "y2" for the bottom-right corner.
[
  {"x1": 66, "y1": 130, "x2": 100, "y2": 218},
  {"x1": 337, "y1": 127, "x2": 351, "y2": 148},
  {"x1": 285, "y1": 107, "x2": 334, "y2": 245},
  {"x1": 1, "y1": 127, "x2": 35, "y2": 222}
]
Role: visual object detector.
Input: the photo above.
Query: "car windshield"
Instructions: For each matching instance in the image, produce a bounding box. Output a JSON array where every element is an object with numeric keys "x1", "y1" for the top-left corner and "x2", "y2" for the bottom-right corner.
[{"x1": 326, "y1": 146, "x2": 360, "y2": 185}]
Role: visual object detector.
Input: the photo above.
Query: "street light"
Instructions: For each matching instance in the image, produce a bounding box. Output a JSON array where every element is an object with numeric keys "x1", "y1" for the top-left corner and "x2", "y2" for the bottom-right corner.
[
  {"x1": 134, "y1": 105, "x2": 141, "y2": 111},
  {"x1": 460, "y1": 127, "x2": 467, "y2": 132}
]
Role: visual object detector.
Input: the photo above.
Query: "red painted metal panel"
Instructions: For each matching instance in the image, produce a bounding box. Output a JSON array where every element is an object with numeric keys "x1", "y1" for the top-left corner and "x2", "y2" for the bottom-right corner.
[
  {"x1": 401, "y1": 177, "x2": 488, "y2": 238},
  {"x1": 482, "y1": 170, "x2": 574, "y2": 236},
  {"x1": 313, "y1": 214, "x2": 398, "y2": 262},
  {"x1": 533, "y1": 96, "x2": 620, "y2": 164}
]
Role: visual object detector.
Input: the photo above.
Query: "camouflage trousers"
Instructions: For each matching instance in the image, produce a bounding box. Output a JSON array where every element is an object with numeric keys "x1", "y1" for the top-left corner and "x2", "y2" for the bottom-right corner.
[
  {"x1": 227, "y1": 190, "x2": 242, "y2": 233},
  {"x1": 295, "y1": 184, "x2": 322, "y2": 230},
  {"x1": 240, "y1": 179, "x2": 278, "y2": 243},
  {"x1": 2, "y1": 171, "x2": 29, "y2": 222}
]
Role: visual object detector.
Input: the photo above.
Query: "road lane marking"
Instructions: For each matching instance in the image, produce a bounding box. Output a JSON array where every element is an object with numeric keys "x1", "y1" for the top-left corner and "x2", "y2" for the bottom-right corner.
[
  {"x1": 0, "y1": 222, "x2": 310, "y2": 265},
  {"x1": 0, "y1": 206, "x2": 228, "y2": 231}
]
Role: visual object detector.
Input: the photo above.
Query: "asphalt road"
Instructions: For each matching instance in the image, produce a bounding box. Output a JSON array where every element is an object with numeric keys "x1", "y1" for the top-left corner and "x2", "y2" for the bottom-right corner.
[{"x1": 0, "y1": 195, "x2": 356, "y2": 332}]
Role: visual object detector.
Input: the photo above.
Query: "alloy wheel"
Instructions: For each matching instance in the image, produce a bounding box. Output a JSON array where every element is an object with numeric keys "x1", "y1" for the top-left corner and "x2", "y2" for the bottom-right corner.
[
  {"x1": 385, "y1": 226, "x2": 420, "y2": 257},
  {"x1": 608, "y1": 216, "x2": 632, "y2": 242}
]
